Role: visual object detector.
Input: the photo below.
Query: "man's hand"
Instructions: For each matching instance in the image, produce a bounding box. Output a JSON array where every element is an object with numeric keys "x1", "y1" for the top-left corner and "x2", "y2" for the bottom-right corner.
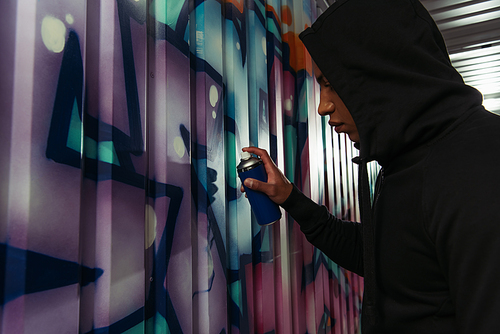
[{"x1": 240, "y1": 147, "x2": 293, "y2": 205}]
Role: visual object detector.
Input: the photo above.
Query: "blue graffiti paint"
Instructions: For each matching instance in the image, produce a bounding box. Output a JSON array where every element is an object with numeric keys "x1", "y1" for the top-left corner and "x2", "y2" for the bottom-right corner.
[{"x1": 0, "y1": 243, "x2": 103, "y2": 305}]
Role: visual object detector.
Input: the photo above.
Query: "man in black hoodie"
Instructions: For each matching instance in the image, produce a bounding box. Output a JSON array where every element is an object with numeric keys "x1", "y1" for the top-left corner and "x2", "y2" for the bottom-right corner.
[{"x1": 242, "y1": 0, "x2": 500, "y2": 332}]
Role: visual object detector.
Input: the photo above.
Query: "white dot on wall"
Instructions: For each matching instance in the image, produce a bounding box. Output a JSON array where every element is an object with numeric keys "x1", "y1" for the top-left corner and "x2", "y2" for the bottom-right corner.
[
  {"x1": 209, "y1": 85, "x2": 218, "y2": 107},
  {"x1": 212, "y1": 110, "x2": 217, "y2": 119},
  {"x1": 236, "y1": 42, "x2": 240, "y2": 50},
  {"x1": 285, "y1": 99, "x2": 292, "y2": 111},
  {"x1": 65, "y1": 14, "x2": 74, "y2": 25},
  {"x1": 262, "y1": 36, "x2": 267, "y2": 56},
  {"x1": 174, "y1": 136, "x2": 186, "y2": 158},
  {"x1": 41, "y1": 16, "x2": 66, "y2": 53},
  {"x1": 208, "y1": 257, "x2": 214, "y2": 276},
  {"x1": 145, "y1": 204, "x2": 157, "y2": 249}
]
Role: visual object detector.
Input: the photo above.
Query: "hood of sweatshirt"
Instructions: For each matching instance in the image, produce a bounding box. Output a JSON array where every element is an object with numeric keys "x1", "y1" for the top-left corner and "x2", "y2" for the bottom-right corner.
[{"x1": 299, "y1": 0, "x2": 483, "y2": 167}]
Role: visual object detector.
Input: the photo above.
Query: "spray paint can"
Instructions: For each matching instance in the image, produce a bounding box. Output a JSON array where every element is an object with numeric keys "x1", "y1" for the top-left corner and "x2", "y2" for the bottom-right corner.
[{"x1": 237, "y1": 151, "x2": 282, "y2": 226}]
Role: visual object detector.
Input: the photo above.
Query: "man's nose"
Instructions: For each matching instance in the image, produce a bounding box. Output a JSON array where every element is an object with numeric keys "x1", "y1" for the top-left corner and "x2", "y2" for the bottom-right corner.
[{"x1": 318, "y1": 98, "x2": 335, "y2": 116}]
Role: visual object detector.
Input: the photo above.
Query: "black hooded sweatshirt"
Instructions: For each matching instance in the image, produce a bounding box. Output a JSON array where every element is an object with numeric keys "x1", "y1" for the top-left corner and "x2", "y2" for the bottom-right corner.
[{"x1": 281, "y1": 0, "x2": 500, "y2": 332}]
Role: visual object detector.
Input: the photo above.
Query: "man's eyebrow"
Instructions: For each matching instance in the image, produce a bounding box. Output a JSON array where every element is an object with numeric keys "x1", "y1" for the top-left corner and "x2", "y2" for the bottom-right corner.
[{"x1": 316, "y1": 74, "x2": 324, "y2": 84}]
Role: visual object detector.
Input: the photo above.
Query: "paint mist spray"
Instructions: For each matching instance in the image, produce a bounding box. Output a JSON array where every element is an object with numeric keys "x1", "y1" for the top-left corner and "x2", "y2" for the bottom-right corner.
[{"x1": 237, "y1": 151, "x2": 282, "y2": 226}]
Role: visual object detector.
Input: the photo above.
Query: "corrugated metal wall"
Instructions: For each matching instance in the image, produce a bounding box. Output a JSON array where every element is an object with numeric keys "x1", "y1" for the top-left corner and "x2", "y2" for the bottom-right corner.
[{"x1": 0, "y1": 0, "x2": 372, "y2": 333}]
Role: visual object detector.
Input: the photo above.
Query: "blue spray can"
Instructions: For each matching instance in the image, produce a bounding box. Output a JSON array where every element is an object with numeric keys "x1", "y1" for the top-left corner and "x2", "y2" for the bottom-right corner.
[{"x1": 237, "y1": 151, "x2": 282, "y2": 226}]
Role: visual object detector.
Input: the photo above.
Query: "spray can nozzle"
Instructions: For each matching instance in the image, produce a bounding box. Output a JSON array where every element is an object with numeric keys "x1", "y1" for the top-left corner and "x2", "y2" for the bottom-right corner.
[{"x1": 240, "y1": 151, "x2": 252, "y2": 160}]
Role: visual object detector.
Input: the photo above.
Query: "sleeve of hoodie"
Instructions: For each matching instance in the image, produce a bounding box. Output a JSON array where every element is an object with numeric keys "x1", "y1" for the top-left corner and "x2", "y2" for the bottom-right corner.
[
  {"x1": 425, "y1": 119, "x2": 500, "y2": 333},
  {"x1": 280, "y1": 184, "x2": 364, "y2": 276}
]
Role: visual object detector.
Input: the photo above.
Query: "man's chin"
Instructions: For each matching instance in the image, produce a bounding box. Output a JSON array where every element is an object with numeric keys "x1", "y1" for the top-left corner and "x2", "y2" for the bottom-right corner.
[{"x1": 347, "y1": 133, "x2": 360, "y2": 144}]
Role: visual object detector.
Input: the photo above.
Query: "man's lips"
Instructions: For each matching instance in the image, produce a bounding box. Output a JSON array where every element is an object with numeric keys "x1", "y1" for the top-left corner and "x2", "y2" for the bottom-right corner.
[{"x1": 330, "y1": 122, "x2": 344, "y2": 133}]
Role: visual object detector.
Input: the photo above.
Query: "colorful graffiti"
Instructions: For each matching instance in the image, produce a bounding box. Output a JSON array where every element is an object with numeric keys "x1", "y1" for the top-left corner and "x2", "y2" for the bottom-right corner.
[{"x1": 1, "y1": 0, "x2": 370, "y2": 333}]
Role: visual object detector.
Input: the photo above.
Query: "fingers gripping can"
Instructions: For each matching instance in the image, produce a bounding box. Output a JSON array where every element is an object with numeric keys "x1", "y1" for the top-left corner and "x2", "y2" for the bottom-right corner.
[{"x1": 237, "y1": 151, "x2": 282, "y2": 226}]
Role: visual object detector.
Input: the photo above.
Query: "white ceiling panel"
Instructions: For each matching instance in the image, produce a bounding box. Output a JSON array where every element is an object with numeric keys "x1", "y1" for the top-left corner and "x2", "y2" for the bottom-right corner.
[{"x1": 420, "y1": 0, "x2": 500, "y2": 114}]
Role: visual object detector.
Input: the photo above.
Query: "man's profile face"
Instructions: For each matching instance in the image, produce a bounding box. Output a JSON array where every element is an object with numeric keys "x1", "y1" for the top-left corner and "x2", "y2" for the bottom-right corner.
[{"x1": 313, "y1": 62, "x2": 360, "y2": 143}]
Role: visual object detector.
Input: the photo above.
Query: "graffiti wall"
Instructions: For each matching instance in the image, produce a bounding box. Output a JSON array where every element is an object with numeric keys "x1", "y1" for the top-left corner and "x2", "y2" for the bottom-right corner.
[{"x1": 1, "y1": 0, "x2": 373, "y2": 333}]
